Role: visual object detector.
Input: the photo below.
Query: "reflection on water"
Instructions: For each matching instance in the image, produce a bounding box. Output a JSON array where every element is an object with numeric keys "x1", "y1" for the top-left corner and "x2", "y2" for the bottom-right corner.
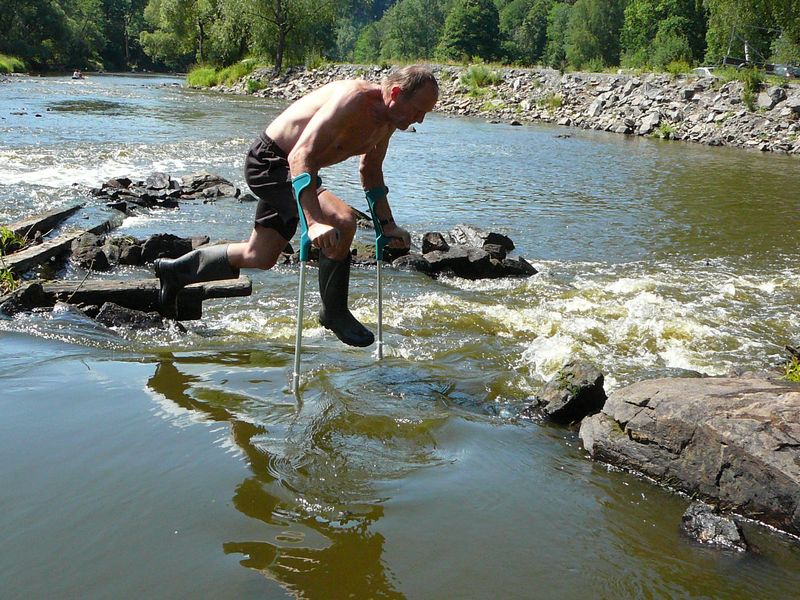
[{"x1": 147, "y1": 355, "x2": 417, "y2": 597}]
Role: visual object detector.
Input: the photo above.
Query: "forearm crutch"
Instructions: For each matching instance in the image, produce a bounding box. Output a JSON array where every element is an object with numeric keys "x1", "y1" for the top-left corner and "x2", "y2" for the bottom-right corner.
[
  {"x1": 365, "y1": 187, "x2": 390, "y2": 359},
  {"x1": 291, "y1": 173, "x2": 313, "y2": 395}
]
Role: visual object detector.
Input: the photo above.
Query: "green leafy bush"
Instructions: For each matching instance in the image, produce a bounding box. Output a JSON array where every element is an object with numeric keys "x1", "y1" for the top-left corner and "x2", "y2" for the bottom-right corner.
[
  {"x1": 246, "y1": 79, "x2": 266, "y2": 94},
  {"x1": 785, "y1": 357, "x2": 800, "y2": 382},
  {"x1": 461, "y1": 64, "x2": 503, "y2": 87},
  {"x1": 537, "y1": 92, "x2": 563, "y2": 110},
  {"x1": 0, "y1": 226, "x2": 24, "y2": 255},
  {"x1": 0, "y1": 54, "x2": 25, "y2": 74},
  {"x1": 665, "y1": 60, "x2": 690, "y2": 76},
  {"x1": 187, "y1": 66, "x2": 219, "y2": 87},
  {"x1": 218, "y1": 61, "x2": 255, "y2": 86}
]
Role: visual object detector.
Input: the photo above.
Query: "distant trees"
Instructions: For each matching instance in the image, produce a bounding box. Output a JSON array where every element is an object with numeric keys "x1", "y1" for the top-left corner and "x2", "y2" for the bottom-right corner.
[{"x1": 1, "y1": 0, "x2": 799, "y2": 74}]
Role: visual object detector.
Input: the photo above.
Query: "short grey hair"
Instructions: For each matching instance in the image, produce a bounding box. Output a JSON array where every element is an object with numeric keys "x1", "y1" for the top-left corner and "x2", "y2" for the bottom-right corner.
[{"x1": 383, "y1": 65, "x2": 438, "y2": 97}]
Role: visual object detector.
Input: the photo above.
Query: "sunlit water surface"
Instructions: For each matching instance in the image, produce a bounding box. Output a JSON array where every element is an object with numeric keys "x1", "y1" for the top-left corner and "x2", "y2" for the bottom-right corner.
[{"x1": 1, "y1": 74, "x2": 799, "y2": 599}]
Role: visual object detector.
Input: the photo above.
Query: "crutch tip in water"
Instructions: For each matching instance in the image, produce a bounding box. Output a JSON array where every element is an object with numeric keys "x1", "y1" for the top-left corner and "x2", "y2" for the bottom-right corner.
[{"x1": 152, "y1": 65, "x2": 439, "y2": 386}]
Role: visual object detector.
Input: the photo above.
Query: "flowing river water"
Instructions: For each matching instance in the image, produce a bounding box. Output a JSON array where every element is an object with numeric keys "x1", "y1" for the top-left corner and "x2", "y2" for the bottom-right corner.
[{"x1": 2, "y1": 73, "x2": 800, "y2": 598}]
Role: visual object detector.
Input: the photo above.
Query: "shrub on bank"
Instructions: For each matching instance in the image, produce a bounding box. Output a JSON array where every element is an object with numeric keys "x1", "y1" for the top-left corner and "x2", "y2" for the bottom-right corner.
[
  {"x1": 187, "y1": 65, "x2": 219, "y2": 87},
  {"x1": 0, "y1": 54, "x2": 25, "y2": 74},
  {"x1": 188, "y1": 59, "x2": 266, "y2": 88}
]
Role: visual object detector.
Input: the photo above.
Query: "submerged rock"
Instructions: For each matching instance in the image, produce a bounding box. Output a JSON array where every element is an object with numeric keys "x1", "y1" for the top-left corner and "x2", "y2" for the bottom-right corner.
[
  {"x1": 579, "y1": 376, "x2": 800, "y2": 537},
  {"x1": 95, "y1": 302, "x2": 167, "y2": 330},
  {"x1": 681, "y1": 500, "x2": 748, "y2": 552}
]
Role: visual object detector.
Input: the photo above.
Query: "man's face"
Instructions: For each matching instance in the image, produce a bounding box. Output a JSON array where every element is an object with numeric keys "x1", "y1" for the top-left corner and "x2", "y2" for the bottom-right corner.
[{"x1": 390, "y1": 83, "x2": 438, "y2": 130}]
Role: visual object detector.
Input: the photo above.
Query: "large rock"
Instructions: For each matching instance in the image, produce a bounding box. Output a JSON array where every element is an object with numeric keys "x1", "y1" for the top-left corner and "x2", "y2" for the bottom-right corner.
[
  {"x1": 579, "y1": 376, "x2": 800, "y2": 536},
  {"x1": 95, "y1": 302, "x2": 166, "y2": 330},
  {"x1": 525, "y1": 360, "x2": 607, "y2": 423}
]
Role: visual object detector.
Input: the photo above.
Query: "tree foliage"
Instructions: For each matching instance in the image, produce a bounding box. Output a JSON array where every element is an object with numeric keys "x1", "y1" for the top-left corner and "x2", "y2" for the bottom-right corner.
[
  {"x1": 436, "y1": 0, "x2": 501, "y2": 61},
  {"x1": 1, "y1": 0, "x2": 799, "y2": 74}
]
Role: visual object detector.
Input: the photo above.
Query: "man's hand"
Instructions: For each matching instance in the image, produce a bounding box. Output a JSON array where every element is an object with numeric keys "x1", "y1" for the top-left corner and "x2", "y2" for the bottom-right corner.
[
  {"x1": 308, "y1": 222, "x2": 340, "y2": 250},
  {"x1": 382, "y1": 222, "x2": 411, "y2": 250}
]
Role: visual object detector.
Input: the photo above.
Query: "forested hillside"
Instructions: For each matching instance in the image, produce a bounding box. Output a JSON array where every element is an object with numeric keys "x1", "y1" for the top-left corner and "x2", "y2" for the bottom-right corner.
[{"x1": 1, "y1": 0, "x2": 798, "y2": 74}]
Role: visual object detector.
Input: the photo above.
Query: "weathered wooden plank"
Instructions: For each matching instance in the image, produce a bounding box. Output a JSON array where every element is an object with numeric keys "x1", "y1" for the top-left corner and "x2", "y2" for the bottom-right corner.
[
  {"x1": 43, "y1": 276, "x2": 252, "y2": 320},
  {"x1": 5, "y1": 204, "x2": 84, "y2": 240},
  {"x1": 2, "y1": 212, "x2": 125, "y2": 275}
]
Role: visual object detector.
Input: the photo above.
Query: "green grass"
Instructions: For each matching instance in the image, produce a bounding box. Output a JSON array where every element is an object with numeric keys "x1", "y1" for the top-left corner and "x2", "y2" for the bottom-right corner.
[
  {"x1": 0, "y1": 226, "x2": 24, "y2": 255},
  {"x1": 537, "y1": 92, "x2": 563, "y2": 110},
  {"x1": 187, "y1": 65, "x2": 219, "y2": 87},
  {"x1": 187, "y1": 60, "x2": 263, "y2": 88},
  {"x1": 654, "y1": 121, "x2": 677, "y2": 139},
  {"x1": 459, "y1": 64, "x2": 504, "y2": 94},
  {"x1": 786, "y1": 357, "x2": 800, "y2": 382},
  {"x1": 0, "y1": 268, "x2": 18, "y2": 294},
  {"x1": 0, "y1": 53, "x2": 25, "y2": 74}
]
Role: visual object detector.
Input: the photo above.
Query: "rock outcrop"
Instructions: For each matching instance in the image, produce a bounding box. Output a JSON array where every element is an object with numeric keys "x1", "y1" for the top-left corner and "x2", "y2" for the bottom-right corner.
[
  {"x1": 579, "y1": 376, "x2": 800, "y2": 536},
  {"x1": 681, "y1": 500, "x2": 748, "y2": 551},
  {"x1": 91, "y1": 171, "x2": 240, "y2": 210},
  {"x1": 524, "y1": 360, "x2": 607, "y2": 424}
]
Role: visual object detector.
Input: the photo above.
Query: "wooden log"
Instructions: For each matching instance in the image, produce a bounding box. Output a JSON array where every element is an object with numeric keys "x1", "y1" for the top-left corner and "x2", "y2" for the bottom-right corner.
[
  {"x1": 5, "y1": 204, "x2": 84, "y2": 240},
  {"x1": 2, "y1": 212, "x2": 125, "y2": 276},
  {"x1": 41, "y1": 276, "x2": 252, "y2": 320}
]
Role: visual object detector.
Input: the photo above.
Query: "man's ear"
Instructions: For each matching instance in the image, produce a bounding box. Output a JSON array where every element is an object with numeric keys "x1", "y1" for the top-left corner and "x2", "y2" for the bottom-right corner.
[{"x1": 390, "y1": 86, "x2": 402, "y2": 101}]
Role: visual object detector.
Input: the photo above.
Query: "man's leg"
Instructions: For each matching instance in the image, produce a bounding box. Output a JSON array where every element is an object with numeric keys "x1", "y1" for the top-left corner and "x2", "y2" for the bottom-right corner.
[
  {"x1": 155, "y1": 226, "x2": 287, "y2": 318},
  {"x1": 315, "y1": 190, "x2": 374, "y2": 347}
]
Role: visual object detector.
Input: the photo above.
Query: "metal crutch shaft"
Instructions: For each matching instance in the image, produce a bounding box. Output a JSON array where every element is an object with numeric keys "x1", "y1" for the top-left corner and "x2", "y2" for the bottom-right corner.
[
  {"x1": 291, "y1": 173, "x2": 314, "y2": 395},
  {"x1": 365, "y1": 186, "x2": 390, "y2": 359}
]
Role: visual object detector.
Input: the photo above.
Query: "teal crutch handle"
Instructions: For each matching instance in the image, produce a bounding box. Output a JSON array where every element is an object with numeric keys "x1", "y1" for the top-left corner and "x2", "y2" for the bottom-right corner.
[
  {"x1": 365, "y1": 186, "x2": 390, "y2": 261},
  {"x1": 291, "y1": 173, "x2": 317, "y2": 262}
]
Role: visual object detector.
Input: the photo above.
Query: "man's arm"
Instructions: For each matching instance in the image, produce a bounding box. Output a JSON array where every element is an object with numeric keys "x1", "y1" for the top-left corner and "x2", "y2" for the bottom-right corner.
[{"x1": 360, "y1": 134, "x2": 411, "y2": 249}]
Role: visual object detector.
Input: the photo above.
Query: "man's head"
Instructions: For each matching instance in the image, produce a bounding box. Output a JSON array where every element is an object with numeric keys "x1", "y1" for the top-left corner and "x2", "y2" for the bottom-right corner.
[{"x1": 383, "y1": 66, "x2": 439, "y2": 130}]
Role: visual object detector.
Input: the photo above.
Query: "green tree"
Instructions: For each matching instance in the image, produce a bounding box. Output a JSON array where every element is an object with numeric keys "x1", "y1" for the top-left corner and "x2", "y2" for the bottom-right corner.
[
  {"x1": 353, "y1": 22, "x2": 383, "y2": 62},
  {"x1": 621, "y1": 0, "x2": 705, "y2": 67},
  {"x1": 379, "y1": 0, "x2": 447, "y2": 60},
  {"x1": 565, "y1": 0, "x2": 625, "y2": 69},
  {"x1": 436, "y1": 0, "x2": 501, "y2": 61},
  {"x1": 140, "y1": 0, "x2": 220, "y2": 68},
  {"x1": 543, "y1": 1, "x2": 571, "y2": 67}
]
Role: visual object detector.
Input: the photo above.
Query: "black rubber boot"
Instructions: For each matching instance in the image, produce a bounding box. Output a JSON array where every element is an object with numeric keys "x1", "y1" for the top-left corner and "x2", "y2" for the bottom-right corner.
[
  {"x1": 318, "y1": 254, "x2": 374, "y2": 347},
  {"x1": 154, "y1": 245, "x2": 239, "y2": 318}
]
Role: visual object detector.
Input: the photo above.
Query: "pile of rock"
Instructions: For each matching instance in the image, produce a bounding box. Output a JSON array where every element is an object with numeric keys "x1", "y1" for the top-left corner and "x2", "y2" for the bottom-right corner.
[
  {"x1": 392, "y1": 224, "x2": 538, "y2": 279},
  {"x1": 90, "y1": 171, "x2": 244, "y2": 211},
  {"x1": 220, "y1": 63, "x2": 800, "y2": 155},
  {"x1": 70, "y1": 232, "x2": 210, "y2": 271}
]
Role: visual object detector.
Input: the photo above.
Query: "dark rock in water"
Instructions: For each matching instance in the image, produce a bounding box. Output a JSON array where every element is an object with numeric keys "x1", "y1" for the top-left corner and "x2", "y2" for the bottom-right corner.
[
  {"x1": 502, "y1": 255, "x2": 538, "y2": 277},
  {"x1": 95, "y1": 302, "x2": 166, "y2": 330},
  {"x1": 424, "y1": 245, "x2": 503, "y2": 279},
  {"x1": 681, "y1": 501, "x2": 747, "y2": 551},
  {"x1": 0, "y1": 282, "x2": 50, "y2": 315},
  {"x1": 579, "y1": 376, "x2": 800, "y2": 537},
  {"x1": 117, "y1": 239, "x2": 142, "y2": 265},
  {"x1": 238, "y1": 193, "x2": 258, "y2": 203},
  {"x1": 422, "y1": 232, "x2": 449, "y2": 254},
  {"x1": 392, "y1": 252, "x2": 432, "y2": 273},
  {"x1": 145, "y1": 172, "x2": 171, "y2": 190},
  {"x1": 483, "y1": 243, "x2": 507, "y2": 260},
  {"x1": 448, "y1": 224, "x2": 515, "y2": 252},
  {"x1": 140, "y1": 233, "x2": 198, "y2": 263},
  {"x1": 525, "y1": 361, "x2": 607, "y2": 424},
  {"x1": 101, "y1": 177, "x2": 131, "y2": 190},
  {"x1": 70, "y1": 233, "x2": 112, "y2": 271}
]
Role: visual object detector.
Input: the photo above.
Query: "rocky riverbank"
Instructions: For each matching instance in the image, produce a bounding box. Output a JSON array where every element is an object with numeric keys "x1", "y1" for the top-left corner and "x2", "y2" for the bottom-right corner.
[
  {"x1": 212, "y1": 63, "x2": 800, "y2": 156},
  {"x1": 525, "y1": 361, "x2": 800, "y2": 547}
]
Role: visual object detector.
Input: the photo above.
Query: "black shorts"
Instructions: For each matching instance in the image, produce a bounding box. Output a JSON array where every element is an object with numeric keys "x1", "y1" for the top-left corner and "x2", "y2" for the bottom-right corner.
[{"x1": 244, "y1": 132, "x2": 324, "y2": 241}]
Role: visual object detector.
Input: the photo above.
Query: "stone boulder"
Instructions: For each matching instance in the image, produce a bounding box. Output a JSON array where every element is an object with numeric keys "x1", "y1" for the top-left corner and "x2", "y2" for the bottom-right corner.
[
  {"x1": 579, "y1": 376, "x2": 800, "y2": 536},
  {"x1": 95, "y1": 302, "x2": 166, "y2": 330},
  {"x1": 681, "y1": 500, "x2": 747, "y2": 552},
  {"x1": 90, "y1": 171, "x2": 240, "y2": 209},
  {"x1": 524, "y1": 360, "x2": 607, "y2": 424}
]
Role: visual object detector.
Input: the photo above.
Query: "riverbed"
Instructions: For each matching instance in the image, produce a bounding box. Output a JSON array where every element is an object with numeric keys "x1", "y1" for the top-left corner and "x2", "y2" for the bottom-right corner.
[{"x1": 2, "y1": 73, "x2": 800, "y2": 598}]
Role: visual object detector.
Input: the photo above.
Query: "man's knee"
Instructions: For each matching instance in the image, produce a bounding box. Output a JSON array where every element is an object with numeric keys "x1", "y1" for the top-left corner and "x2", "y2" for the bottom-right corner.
[{"x1": 330, "y1": 210, "x2": 357, "y2": 239}]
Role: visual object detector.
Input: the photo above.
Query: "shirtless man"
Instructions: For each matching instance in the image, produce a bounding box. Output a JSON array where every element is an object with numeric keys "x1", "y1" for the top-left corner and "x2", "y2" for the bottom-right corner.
[{"x1": 154, "y1": 65, "x2": 439, "y2": 347}]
